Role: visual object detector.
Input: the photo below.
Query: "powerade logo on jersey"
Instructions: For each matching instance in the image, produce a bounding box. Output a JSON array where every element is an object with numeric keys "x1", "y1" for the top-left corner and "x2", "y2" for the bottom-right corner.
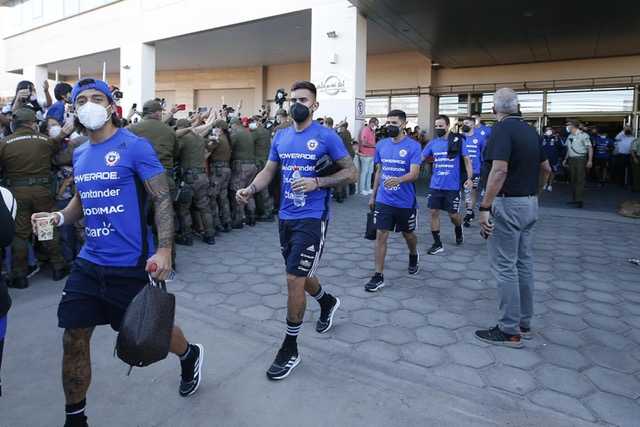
[
  {"x1": 307, "y1": 139, "x2": 318, "y2": 151},
  {"x1": 399, "y1": 149, "x2": 407, "y2": 157},
  {"x1": 105, "y1": 151, "x2": 120, "y2": 167},
  {"x1": 74, "y1": 171, "x2": 119, "y2": 182}
]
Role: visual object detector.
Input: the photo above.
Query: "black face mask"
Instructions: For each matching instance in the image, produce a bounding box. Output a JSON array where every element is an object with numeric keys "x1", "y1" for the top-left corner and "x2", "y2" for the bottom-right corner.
[
  {"x1": 290, "y1": 103, "x2": 310, "y2": 123},
  {"x1": 436, "y1": 128, "x2": 447, "y2": 138},
  {"x1": 625, "y1": 130, "x2": 632, "y2": 136},
  {"x1": 387, "y1": 125, "x2": 400, "y2": 138},
  {"x1": 461, "y1": 125, "x2": 471, "y2": 133}
]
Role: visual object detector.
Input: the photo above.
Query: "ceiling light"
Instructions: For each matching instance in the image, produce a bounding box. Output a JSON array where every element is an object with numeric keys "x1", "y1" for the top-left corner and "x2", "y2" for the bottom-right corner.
[
  {"x1": 327, "y1": 31, "x2": 337, "y2": 39},
  {"x1": 292, "y1": 25, "x2": 303, "y2": 30},
  {"x1": 523, "y1": 11, "x2": 533, "y2": 17},
  {"x1": 402, "y1": 28, "x2": 410, "y2": 32}
]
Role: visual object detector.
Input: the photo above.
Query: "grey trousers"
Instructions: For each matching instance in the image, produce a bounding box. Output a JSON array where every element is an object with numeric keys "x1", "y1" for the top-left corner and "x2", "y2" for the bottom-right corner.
[{"x1": 487, "y1": 196, "x2": 538, "y2": 335}]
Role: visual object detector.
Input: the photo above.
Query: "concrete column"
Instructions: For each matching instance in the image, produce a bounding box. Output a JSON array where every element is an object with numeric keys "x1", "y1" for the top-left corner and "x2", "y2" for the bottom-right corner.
[
  {"x1": 254, "y1": 66, "x2": 266, "y2": 114},
  {"x1": 311, "y1": 1, "x2": 367, "y2": 138},
  {"x1": 419, "y1": 94, "x2": 437, "y2": 136},
  {"x1": 120, "y1": 43, "x2": 156, "y2": 108}
]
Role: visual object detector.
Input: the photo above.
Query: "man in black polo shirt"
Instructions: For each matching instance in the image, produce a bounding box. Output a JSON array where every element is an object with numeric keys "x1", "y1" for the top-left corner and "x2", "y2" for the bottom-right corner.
[{"x1": 475, "y1": 88, "x2": 551, "y2": 348}]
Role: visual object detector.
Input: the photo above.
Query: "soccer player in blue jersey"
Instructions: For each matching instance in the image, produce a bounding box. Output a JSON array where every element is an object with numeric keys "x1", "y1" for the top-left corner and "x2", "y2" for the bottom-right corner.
[
  {"x1": 472, "y1": 111, "x2": 492, "y2": 140},
  {"x1": 365, "y1": 109, "x2": 422, "y2": 292},
  {"x1": 237, "y1": 81, "x2": 357, "y2": 380},
  {"x1": 421, "y1": 115, "x2": 473, "y2": 255},
  {"x1": 31, "y1": 78, "x2": 203, "y2": 427},
  {"x1": 460, "y1": 116, "x2": 487, "y2": 227},
  {"x1": 541, "y1": 125, "x2": 563, "y2": 192},
  {"x1": 593, "y1": 128, "x2": 615, "y2": 185}
]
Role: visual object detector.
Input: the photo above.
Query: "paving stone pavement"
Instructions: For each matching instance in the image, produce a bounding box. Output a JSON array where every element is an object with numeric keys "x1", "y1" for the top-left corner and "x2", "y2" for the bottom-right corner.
[
  {"x1": 166, "y1": 179, "x2": 640, "y2": 426},
  {"x1": 2, "y1": 177, "x2": 640, "y2": 426}
]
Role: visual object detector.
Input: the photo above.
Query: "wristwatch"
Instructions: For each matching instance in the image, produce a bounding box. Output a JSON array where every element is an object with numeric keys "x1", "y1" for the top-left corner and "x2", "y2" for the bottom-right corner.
[{"x1": 478, "y1": 204, "x2": 491, "y2": 212}]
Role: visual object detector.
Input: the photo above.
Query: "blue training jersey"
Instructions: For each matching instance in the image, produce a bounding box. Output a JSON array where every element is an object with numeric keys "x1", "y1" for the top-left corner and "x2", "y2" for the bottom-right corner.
[
  {"x1": 269, "y1": 121, "x2": 348, "y2": 220},
  {"x1": 464, "y1": 132, "x2": 487, "y2": 175},
  {"x1": 422, "y1": 136, "x2": 469, "y2": 191},
  {"x1": 594, "y1": 136, "x2": 614, "y2": 159},
  {"x1": 476, "y1": 124, "x2": 491, "y2": 139},
  {"x1": 73, "y1": 128, "x2": 164, "y2": 267},
  {"x1": 374, "y1": 136, "x2": 422, "y2": 209}
]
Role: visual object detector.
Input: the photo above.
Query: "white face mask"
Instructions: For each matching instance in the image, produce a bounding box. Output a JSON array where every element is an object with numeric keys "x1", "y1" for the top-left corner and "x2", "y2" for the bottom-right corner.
[
  {"x1": 49, "y1": 125, "x2": 62, "y2": 138},
  {"x1": 372, "y1": 125, "x2": 378, "y2": 130},
  {"x1": 545, "y1": 130, "x2": 553, "y2": 136},
  {"x1": 77, "y1": 102, "x2": 110, "y2": 130},
  {"x1": 566, "y1": 126, "x2": 572, "y2": 134},
  {"x1": 337, "y1": 127, "x2": 343, "y2": 133},
  {"x1": 249, "y1": 123, "x2": 258, "y2": 130}
]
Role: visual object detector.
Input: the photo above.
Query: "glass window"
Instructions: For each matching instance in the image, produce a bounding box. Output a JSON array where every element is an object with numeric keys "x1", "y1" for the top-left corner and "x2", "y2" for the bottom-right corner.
[
  {"x1": 546, "y1": 88, "x2": 634, "y2": 113},
  {"x1": 365, "y1": 97, "x2": 389, "y2": 121},
  {"x1": 2, "y1": 0, "x2": 118, "y2": 36},
  {"x1": 390, "y1": 95, "x2": 418, "y2": 116},
  {"x1": 438, "y1": 94, "x2": 468, "y2": 116}
]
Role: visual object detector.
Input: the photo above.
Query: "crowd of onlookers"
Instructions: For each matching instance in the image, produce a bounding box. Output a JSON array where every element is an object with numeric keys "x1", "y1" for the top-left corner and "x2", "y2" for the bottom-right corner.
[{"x1": 1, "y1": 79, "x2": 639, "y2": 284}]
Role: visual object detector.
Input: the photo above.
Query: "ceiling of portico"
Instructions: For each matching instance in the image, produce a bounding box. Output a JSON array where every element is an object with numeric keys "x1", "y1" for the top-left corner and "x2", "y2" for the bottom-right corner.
[
  {"x1": 31, "y1": 1, "x2": 640, "y2": 80},
  {"x1": 348, "y1": 0, "x2": 640, "y2": 68},
  {"x1": 43, "y1": 10, "x2": 408, "y2": 78}
]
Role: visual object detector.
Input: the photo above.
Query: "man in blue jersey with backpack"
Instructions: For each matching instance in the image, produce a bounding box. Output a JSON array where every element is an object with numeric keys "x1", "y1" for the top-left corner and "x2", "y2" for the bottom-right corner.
[
  {"x1": 364, "y1": 109, "x2": 422, "y2": 292},
  {"x1": 421, "y1": 115, "x2": 473, "y2": 255},
  {"x1": 237, "y1": 81, "x2": 357, "y2": 380},
  {"x1": 31, "y1": 78, "x2": 203, "y2": 427}
]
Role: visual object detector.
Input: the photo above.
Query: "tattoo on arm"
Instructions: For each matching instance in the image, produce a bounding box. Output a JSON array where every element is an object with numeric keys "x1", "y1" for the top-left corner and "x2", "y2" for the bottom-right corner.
[
  {"x1": 318, "y1": 155, "x2": 357, "y2": 188},
  {"x1": 144, "y1": 173, "x2": 174, "y2": 249}
]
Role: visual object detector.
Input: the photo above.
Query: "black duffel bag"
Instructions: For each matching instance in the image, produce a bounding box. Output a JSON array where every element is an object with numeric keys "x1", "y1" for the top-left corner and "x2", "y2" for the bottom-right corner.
[{"x1": 116, "y1": 279, "x2": 175, "y2": 374}]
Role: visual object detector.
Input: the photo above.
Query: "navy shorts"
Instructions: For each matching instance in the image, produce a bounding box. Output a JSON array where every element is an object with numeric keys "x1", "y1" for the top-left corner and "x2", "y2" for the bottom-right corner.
[
  {"x1": 279, "y1": 218, "x2": 327, "y2": 277},
  {"x1": 58, "y1": 258, "x2": 148, "y2": 331},
  {"x1": 594, "y1": 158, "x2": 610, "y2": 169},
  {"x1": 427, "y1": 189, "x2": 461, "y2": 213},
  {"x1": 374, "y1": 202, "x2": 417, "y2": 233}
]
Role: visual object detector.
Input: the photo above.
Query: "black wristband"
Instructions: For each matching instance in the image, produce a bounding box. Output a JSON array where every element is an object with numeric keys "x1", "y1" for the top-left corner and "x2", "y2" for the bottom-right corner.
[{"x1": 478, "y1": 205, "x2": 491, "y2": 212}]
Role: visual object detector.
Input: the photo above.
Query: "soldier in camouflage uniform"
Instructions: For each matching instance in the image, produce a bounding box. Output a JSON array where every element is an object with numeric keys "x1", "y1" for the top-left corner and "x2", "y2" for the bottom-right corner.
[
  {"x1": 174, "y1": 119, "x2": 216, "y2": 246},
  {"x1": 207, "y1": 120, "x2": 233, "y2": 232},
  {"x1": 334, "y1": 120, "x2": 354, "y2": 203},
  {"x1": 269, "y1": 108, "x2": 293, "y2": 215},
  {"x1": 0, "y1": 109, "x2": 69, "y2": 289},
  {"x1": 128, "y1": 100, "x2": 179, "y2": 266},
  {"x1": 250, "y1": 115, "x2": 273, "y2": 222},
  {"x1": 229, "y1": 117, "x2": 257, "y2": 228}
]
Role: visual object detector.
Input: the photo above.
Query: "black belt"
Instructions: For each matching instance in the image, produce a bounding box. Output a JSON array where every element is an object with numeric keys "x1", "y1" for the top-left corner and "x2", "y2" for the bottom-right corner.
[
  {"x1": 232, "y1": 160, "x2": 255, "y2": 165},
  {"x1": 4, "y1": 177, "x2": 51, "y2": 187},
  {"x1": 212, "y1": 161, "x2": 230, "y2": 167},
  {"x1": 497, "y1": 192, "x2": 536, "y2": 197},
  {"x1": 183, "y1": 168, "x2": 207, "y2": 174}
]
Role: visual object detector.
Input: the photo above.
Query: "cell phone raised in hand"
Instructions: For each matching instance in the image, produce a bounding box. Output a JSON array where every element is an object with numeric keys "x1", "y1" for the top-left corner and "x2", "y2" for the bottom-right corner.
[
  {"x1": 197, "y1": 106, "x2": 208, "y2": 113},
  {"x1": 177, "y1": 104, "x2": 186, "y2": 111},
  {"x1": 132, "y1": 103, "x2": 137, "y2": 110}
]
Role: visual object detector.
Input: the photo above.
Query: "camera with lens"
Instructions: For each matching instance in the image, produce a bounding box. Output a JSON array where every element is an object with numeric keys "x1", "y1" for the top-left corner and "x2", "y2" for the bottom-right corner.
[{"x1": 111, "y1": 87, "x2": 123, "y2": 99}]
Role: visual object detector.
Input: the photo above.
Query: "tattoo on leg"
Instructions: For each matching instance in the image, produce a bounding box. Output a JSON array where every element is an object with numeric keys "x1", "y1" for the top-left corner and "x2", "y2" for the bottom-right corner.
[{"x1": 62, "y1": 327, "x2": 94, "y2": 404}]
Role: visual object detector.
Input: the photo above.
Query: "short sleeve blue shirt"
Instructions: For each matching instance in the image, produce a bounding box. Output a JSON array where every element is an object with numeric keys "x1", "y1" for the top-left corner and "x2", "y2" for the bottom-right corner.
[
  {"x1": 269, "y1": 121, "x2": 348, "y2": 220},
  {"x1": 73, "y1": 128, "x2": 164, "y2": 267},
  {"x1": 374, "y1": 136, "x2": 422, "y2": 208},
  {"x1": 594, "y1": 136, "x2": 615, "y2": 159},
  {"x1": 477, "y1": 124, "x2": 491, "y2": 139},
  {"x1": 422, "y1": 137, "x2": 469, "y2": 191},
  {"x1": 465, "y1": 132, "x2": 487, "y2": 174}
]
